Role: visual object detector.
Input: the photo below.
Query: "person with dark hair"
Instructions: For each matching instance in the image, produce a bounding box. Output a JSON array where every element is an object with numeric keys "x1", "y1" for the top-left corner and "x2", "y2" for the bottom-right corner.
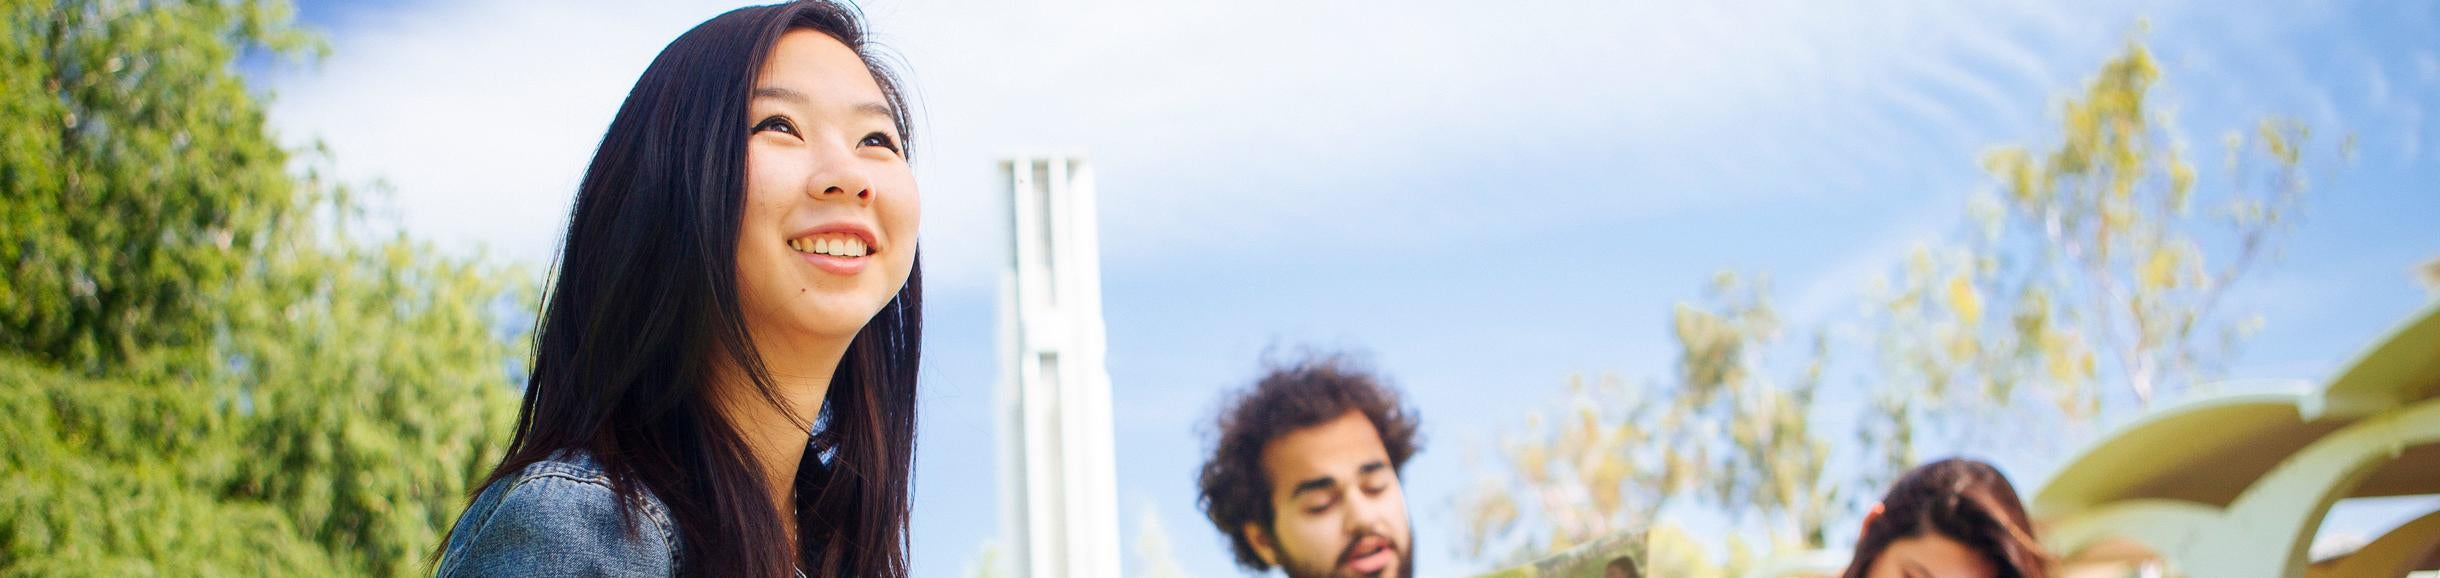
[
  {"x1": 432, "y1": 2, "x2": 923, "y2": 576},
  {"x1": 1843, "y1": 458, "x2": 2052, "y2": 578},
  {"x1": 1604, "y1": 556, "x2": 1641, "y2": 578},
  {"x1": 1197, "y1": 355, "x2": 1424, "y2": 578}
]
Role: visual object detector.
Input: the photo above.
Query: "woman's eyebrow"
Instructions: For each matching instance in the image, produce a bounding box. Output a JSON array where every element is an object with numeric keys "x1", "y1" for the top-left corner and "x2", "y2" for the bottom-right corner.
[
  {"x1": 851, "y1": 101, "x2": 896, "y2": 121},
  {"x1": 752, "y1": 86, "x2": 809, "y2": 105},
  {"x1": 751, "y1": 86, "x2": 894, "y2": 121}
]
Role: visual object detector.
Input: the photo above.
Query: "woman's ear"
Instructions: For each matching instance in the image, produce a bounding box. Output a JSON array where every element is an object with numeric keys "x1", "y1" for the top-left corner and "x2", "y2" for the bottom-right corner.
[{"x1": 1858, "y1": 501, "x2": 1885, "y2": 540}]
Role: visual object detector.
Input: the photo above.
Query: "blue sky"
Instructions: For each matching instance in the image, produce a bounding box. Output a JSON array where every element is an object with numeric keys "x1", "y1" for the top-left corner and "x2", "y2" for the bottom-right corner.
[{"x1": 260, "y1": 0, "x2": 2438, "y2": 575}]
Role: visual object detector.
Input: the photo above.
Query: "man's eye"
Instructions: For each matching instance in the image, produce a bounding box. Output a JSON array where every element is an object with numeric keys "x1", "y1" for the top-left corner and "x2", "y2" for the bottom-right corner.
[
  {"x1": 861, "y1": 132, "x2": 901, "y2": 153},
  {"x1": 1361, "y1": 472, "x2": 1394, "y2": 494},
  {"x1": 753, "y1": 116, "x2": 797, "y2": 135}
]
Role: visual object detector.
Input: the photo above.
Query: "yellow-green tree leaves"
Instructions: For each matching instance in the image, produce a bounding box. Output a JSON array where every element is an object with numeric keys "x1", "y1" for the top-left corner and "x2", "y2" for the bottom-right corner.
[
  {"x1": 1881, "y1": 40, "x2": 2319, "y2": 423},
  {"x1": 1465, "y1": 35, "x2": 2333, "y2": 574}
]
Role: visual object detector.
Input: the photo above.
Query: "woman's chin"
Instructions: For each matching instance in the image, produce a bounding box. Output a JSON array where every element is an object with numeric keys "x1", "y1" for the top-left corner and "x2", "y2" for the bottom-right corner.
[{"x1": 783, "y1": 299, "x2": 890, "y2": 339}]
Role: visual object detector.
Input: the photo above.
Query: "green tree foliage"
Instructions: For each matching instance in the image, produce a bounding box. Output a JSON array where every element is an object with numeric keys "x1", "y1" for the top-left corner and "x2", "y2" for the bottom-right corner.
[
  {"x1": 1, "y1": 0, "x2": 317, "y2": 373},
  {"x1": 0, "y1": 357, "x2": 338, "y2": 575},
  {"x1": 1, "y1": 1, "x2": 529, "y2": 575},
  {"x1": 1462, "y1": 36, "x2": 2336, "y2": 572}
]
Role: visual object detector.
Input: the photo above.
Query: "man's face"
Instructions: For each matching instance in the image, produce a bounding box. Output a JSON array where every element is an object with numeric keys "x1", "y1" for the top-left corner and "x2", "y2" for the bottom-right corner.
[{"x1": 1242, "y1": 410, "x2": 1413, "y2": 578}]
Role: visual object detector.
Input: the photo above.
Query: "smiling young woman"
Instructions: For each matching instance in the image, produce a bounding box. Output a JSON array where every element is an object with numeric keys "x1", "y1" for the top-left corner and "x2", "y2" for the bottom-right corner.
[
  {"x1": 1843, "y1": 459, "x2": 2052, "y2": 578},
  {"x1": 431, "y1": 2, "x2": 922, "y2": 577}
]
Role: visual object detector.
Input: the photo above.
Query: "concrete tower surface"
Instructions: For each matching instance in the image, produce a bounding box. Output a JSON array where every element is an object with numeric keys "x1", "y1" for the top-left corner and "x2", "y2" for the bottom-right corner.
[{"x1": 996, "y1": 155, "x2": 1122, "y2": 578}]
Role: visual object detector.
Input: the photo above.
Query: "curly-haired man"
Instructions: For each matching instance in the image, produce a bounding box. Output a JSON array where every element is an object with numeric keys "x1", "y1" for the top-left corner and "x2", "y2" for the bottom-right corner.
[{"x1": 1196, "y1": 355, "x2": 1422, "y2": 578}]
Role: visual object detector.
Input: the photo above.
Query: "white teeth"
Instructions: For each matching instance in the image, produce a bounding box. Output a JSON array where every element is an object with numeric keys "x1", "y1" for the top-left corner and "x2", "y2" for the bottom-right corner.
[{"x1": 790, "y1": 235, "x2": 869, "y2": 257}]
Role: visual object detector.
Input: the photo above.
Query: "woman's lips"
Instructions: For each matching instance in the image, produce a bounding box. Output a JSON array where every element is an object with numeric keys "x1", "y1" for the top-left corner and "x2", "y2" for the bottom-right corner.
[
  {"x1": 787, "y1": 228, "x2": 876, "y2": 276},
  {"x1": 798, "y1": 250, "x2": 867, "y2": 276}
]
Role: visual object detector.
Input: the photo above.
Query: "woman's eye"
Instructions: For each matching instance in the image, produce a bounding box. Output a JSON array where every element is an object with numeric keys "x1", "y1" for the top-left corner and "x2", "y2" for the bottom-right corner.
[
  {"x1": 861, "y1": 132, "x2": 901, "y2": 153},
  {"x1": 753, "y1": 116, "x2": 797, "y2": 135}
]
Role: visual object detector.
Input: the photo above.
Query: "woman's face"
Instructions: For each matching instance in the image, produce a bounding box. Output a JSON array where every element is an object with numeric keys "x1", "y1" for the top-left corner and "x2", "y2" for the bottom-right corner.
[
  {"x1": 1863, "y1": 533, "x2": 1999, "y2": 578},
  {"x1": 736, "y1": 29, "x2": 919, "y2": 345}
]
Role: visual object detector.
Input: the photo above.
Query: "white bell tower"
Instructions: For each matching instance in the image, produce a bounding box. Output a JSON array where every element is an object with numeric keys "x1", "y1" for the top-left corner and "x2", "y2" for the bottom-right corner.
[{"x1": 996, "y1": 155, "x2": 1122, "y2": 578}]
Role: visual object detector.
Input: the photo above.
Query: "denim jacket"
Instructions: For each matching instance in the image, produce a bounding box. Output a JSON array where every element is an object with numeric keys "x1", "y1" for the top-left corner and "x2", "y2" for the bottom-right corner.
[{"x1": 436, "y1": 451, "x2": 684, "y2": 577}]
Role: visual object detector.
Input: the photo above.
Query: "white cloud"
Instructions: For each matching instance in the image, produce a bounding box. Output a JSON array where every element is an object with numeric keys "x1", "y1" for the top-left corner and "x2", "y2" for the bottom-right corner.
[
  {"x1": 874, "y1": 0, "x2": 2145, "y2": 285},
  {"x1": 266, "y1": 0, "x2": 747, "y2": 267},
  {"x1": 2407, "y1": 105, "x2": 2424, "y2": 162},
  {"x1": 267, "y1": 0, "x2": 2114, "y2": 292},
  {"x1": 2368, "y1": 60, "x2": 2393, "y2": 109},
  {"x1": 253, "y1": 1, "x2": 2435, "y2": 575},
  {"x1": 1781, "y1": 193, "x2": 1964, "y2": 327}
]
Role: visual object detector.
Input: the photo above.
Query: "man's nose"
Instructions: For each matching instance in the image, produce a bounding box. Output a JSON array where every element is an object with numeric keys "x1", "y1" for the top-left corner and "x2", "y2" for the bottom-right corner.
[{"x1": 1344, "y1": 492, "x2": 1389, "y2": 534}]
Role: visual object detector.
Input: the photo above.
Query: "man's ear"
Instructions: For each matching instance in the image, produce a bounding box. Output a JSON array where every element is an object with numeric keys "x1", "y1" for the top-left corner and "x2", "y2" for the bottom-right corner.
[{"x1": 1242, "y1": 522, "x2": 1280, "y2": 567}]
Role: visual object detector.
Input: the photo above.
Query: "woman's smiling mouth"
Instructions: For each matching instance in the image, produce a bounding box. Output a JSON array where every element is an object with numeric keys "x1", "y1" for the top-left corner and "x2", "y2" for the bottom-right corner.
[
  {"x1": 787, "y1": 225, "x2": 879, "y2": 276},
  {"x1": 788, "y1": 232, "x2": 869, "y2": 257}
]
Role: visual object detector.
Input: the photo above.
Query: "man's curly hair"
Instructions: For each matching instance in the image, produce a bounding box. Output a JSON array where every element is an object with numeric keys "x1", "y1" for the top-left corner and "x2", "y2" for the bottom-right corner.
[{"x1": 1196, "y1": 354, "x2": 1423, "y2": 571}]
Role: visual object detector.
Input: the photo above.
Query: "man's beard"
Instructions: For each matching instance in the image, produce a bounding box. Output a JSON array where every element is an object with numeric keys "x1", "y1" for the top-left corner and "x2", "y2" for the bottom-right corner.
[{"x1": 1277, "y1": 529, "x2": 1414, "y2": 578}]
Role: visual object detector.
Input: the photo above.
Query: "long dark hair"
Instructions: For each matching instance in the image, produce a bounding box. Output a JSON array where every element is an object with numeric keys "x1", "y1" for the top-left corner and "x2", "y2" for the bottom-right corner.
[
  {"x1": 1843, "y1": 458, "x2": 2049, "y2": 578},
  {"x1": 462, "y1": 2, "x2": 920, "y2": 577}
]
